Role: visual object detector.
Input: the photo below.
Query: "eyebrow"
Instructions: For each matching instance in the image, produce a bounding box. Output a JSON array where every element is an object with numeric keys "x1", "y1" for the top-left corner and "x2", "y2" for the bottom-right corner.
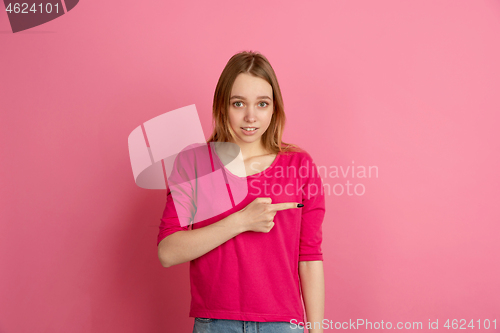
[{"x1": 229, "y1": 95, "x2": 272, "y2": 100}]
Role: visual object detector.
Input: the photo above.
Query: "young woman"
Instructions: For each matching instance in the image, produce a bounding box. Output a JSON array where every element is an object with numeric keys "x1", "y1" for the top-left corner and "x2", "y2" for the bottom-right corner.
[{"x1": 157, "y1": 51, "x2": 325, "y2": 333}]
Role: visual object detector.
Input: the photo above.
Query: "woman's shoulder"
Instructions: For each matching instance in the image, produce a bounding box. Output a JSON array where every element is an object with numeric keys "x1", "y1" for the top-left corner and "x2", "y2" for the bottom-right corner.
[
  {"x1": 173, "y1": 142, "x2": 207, "y2": 164},
  {"x1": 278, "y1": 143, "x2": 317, "y2": 165},
  {"x1": 170, "y1": 142, "x2": 211, "y2": 175}
]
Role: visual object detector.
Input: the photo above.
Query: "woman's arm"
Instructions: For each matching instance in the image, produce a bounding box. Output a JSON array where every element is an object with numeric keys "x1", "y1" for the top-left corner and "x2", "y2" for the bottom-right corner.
[
  {"x1": 299, "y1": 260, "x2": 325, "y2": 333},
  {"x1": 158, "y1": 213, "x2": 244, "y2": 267},
  {"x1": 158, "y1": 197, "x2": 299, "y2": 267}
]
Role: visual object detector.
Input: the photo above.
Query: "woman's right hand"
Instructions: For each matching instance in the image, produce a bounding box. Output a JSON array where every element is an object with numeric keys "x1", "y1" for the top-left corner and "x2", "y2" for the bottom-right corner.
[{"x1": 233, "y1": 197, "x2": 301, "y2": 233}]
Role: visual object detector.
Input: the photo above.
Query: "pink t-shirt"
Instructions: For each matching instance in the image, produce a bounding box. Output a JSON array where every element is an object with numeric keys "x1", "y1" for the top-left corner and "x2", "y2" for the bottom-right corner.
[{"x1": 157, "y1": 143, "x2": 325, "y2": 323}]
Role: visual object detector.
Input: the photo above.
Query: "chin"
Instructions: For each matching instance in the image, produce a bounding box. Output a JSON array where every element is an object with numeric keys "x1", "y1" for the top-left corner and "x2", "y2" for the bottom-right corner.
[
  {"x1": 241, "y1": 138, "x2": 258, "y2": 143},
  {"x1": 238, "y1": 135, "x2": 260, "y2": 144}
]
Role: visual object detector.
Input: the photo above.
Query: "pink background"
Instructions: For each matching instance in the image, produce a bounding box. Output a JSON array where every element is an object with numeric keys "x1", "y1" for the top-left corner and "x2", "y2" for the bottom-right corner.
[{"x1": 1, "y1": 0, "x2": 499, "y2": 332}]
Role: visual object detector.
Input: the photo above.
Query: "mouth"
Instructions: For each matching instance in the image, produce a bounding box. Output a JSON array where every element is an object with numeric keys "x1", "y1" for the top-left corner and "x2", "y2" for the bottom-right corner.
[{"x1": 241, "y1": 127, "x2": 258, "y2": 132}]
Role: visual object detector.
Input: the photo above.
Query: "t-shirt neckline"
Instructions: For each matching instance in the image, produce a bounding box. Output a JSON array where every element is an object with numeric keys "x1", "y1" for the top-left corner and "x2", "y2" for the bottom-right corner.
[{"x1": 210, "y1": 143, "x2": 281, "y2": 179}]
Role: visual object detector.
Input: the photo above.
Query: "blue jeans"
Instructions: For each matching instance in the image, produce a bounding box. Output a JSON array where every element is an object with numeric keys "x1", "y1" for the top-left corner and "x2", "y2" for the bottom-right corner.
[{"x1": 193, "y1": 318, "x2": 304, "y2": 333}]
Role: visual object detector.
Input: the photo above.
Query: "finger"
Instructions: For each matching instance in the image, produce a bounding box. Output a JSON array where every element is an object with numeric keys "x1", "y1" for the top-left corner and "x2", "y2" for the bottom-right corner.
[
  {"x1": 269, "y1": 202, "x2": 302, "y2": 211},
  {"x1": 257, "y1": 197, "x2": 272, "y2": 204}
]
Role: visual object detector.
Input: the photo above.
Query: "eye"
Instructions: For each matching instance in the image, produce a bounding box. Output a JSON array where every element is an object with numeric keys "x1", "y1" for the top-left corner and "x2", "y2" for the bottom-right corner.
[
  {"x1": 259, "y1": 102, "x2": 269, "y2": 107},
  {"x1": 233, "y1": 101, "x2": 243, "y2": 108}
]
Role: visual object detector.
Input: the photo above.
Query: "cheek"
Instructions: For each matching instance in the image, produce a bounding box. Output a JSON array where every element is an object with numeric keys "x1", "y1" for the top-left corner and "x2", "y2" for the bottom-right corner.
[
  {"x1": 229, "y1": 115, "x2": 240, "y2": 128},
  {"x1": 227, "y1": 110, "x2": 237, "y2": 125},
  {"x1": 265, "y1": 111, "x2": 274, "y2": 125}
]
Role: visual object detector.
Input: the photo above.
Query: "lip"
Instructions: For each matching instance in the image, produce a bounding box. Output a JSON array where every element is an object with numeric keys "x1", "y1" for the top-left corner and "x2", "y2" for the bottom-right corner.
[{"x1": 240, "y1": 127, "x2": 259, "y2": 136}]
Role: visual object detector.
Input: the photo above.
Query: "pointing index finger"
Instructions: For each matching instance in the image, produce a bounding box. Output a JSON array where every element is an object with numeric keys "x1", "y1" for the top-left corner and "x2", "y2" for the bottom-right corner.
[{"x1": 270, "y1": 202, "x2": 303, "y2": 211}]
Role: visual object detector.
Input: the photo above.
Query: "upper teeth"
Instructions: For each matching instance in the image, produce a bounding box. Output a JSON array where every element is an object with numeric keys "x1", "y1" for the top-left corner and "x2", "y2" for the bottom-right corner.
[{"x1": 243, "y1": 128, "x2": 257, "y2": 131}]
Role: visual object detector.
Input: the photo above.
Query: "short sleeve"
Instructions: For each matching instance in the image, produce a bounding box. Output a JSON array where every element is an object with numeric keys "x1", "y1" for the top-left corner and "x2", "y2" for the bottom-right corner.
[
  {"x1": 157, "y1": 187, "x2": 192, "y2": 246},
  {"x1": 298, "y1": 153, "x2": 326, "y2": 261},
  {"x1": 157, "y1": 150, "x2": 196, "y2": 247}
]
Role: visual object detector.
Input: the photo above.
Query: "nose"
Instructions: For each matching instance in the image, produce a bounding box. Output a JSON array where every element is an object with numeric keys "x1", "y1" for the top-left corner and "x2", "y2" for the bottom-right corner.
[{"x1": 244, "y1": 105, "x2": 257, "y2": 123}]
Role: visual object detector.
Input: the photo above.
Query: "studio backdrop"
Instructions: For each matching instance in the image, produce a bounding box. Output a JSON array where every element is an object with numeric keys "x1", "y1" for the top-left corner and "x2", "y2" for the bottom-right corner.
[{"x1": 1, "y1": 0, "x2": 499, "y2": 332}]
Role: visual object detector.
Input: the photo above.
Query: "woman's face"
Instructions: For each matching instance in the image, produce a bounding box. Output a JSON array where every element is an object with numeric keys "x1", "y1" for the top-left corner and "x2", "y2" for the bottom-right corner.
[{"x1": 227, "y1": 73, "x2": 274, "y2": 148}]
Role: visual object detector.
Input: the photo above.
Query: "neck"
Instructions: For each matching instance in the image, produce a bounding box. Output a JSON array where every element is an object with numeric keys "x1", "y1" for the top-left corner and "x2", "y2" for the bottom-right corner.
[{"x1": 232, "y1": 139, "x2": 269, "y2": 160}]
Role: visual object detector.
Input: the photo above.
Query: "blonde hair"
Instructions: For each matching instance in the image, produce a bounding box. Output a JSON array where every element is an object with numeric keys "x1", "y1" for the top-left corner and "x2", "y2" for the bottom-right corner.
[{"x1": 206, "y1": 50, "x2": 301, "y2": 155}]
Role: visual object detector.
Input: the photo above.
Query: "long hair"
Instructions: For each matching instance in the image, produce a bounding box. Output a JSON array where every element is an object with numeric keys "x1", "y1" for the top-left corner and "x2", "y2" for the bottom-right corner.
[{"x1": 206, "y1": 50, "x2": 301, "y2": 155}]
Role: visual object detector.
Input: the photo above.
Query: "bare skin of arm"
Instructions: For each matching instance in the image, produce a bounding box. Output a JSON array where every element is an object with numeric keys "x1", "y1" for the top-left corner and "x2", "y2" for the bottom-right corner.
[
  {"x1": 299, "y1": 260, "x2": 325, "y2": 333},
  {"x1": 158, "y1": 197, "x2": 301, "y2": 267}
]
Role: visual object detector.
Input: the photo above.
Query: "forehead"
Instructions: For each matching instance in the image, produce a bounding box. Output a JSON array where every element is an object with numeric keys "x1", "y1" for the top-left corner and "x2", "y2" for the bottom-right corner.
[{"x1": 231, "y1": 73, "x2": 272, "y2": 96}]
